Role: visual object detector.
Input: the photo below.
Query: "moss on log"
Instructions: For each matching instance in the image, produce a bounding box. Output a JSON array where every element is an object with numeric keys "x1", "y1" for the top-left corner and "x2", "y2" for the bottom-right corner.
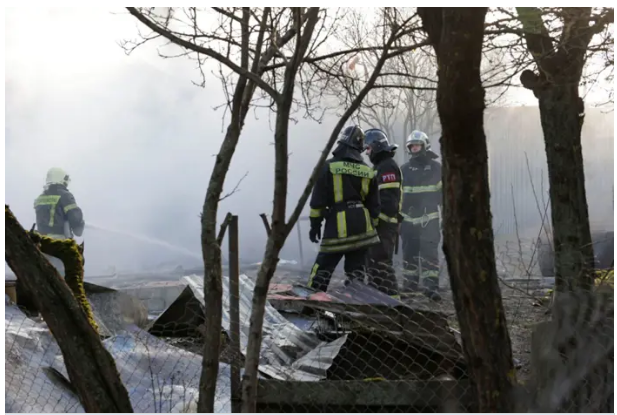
[{"x1": 28, "y1": 231, "x2": 99, "y2": 333}]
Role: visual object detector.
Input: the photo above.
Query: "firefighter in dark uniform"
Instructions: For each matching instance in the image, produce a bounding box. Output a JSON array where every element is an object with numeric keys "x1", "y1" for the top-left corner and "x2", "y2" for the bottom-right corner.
[
  {"x1": 364, "y1": 129, "x2": 402, "y2": 298},
  {"x1": 18, "y1": 167, "x2": 86, "y2": 315},
  {"x1": 34, "y1": 167, "x2": 85, "y2": 275},
  {"x1": 307, "y1": 125, "x2": 381, "y2": 292},
  {"x1": 400, "y1": 131, "x2": 442, "y2": 301},
  {"x1": 35, "y1": 167, "x2": 85, "y2": 240}
]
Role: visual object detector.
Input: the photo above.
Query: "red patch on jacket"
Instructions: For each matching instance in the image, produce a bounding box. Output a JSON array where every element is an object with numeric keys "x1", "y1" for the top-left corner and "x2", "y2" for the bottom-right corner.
[{"x1": 382, "y1": 173, "x2": 397, "y2": 183}]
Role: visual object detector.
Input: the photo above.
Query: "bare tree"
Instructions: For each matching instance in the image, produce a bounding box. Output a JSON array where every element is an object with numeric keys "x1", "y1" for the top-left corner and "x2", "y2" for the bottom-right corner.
[
  {"x1": 514, "y1": 7, "x2": 614, "y2": 294},
  {"x1": 335, "y1": 9, "x2": 522, "y2": 164},
  {"x1": 124, "y1": 7, "x2": 427, "y2": 412},
  {"x1": 241, "y1": 9, "x2": 427, "y2": 411},
  {"x1": 507, "y1": 8, "x2": 615, "y2": 411},
  {"x1": 124, "y1": 7, "x2": 326, "y2": 411},
  {"x1": 357, "y1": 48, "x2": 439, "y2": 151},
  {"x1": 317, "y1": 9, "x2": 438, "y2": 155},
  {"x1": 418, "y1": 7, "x2": 517, "y2": 412}
]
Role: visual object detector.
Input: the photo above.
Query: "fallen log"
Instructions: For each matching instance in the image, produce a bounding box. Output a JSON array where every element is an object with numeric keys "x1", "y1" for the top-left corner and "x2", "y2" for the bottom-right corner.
[{"x1": 5, "y1": 205, "x2": 133, "y2": 413}]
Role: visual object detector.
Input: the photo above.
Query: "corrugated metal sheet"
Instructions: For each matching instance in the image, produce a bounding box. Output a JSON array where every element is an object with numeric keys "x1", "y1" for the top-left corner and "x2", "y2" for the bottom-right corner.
[
  {"x1": 5, "y1": 304, "x2": 82, "y2": 413},
  {"x1": 50, "y1": 326, "x2": 236, "y2": 413},
  {"x1": 151, "y1": 274, "x2": 348, "y2": 381},
  {"x1": 5, "y1": 303, "x2": 235, "y2": 413}
]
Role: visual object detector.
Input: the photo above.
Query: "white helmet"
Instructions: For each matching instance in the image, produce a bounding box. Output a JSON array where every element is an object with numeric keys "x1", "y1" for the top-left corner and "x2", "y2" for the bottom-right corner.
[
  {"x1": 46, "y1": 167, "x2": 71, "y2": 187},
  {"x1": 406, "y1": 130, "x2": 430, "y2": 155}
]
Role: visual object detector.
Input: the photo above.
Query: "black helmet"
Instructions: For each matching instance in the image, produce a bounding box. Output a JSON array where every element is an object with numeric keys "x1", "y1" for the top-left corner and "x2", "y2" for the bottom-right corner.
[
  {"x1": 365, "y1": 129, "x2": 398, "y2": 155},
  {"x1": 337, "y1": 125, "x2": 365, "y2": 151}
]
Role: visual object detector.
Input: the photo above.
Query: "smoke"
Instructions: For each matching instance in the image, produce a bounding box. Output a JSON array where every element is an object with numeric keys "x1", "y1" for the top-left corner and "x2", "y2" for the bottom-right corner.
[
  {"x1": 5, "y1": 8, "x2": 614, "y2": 278},
  {"x1": 5, "y1": 7, "x2": 333, "y2": 275}
]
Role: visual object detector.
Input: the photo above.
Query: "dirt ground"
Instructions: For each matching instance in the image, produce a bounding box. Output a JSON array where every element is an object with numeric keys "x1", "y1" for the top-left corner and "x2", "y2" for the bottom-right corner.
[{"x1": 422, "y1": 284, "x2": 550, "y2": 382}]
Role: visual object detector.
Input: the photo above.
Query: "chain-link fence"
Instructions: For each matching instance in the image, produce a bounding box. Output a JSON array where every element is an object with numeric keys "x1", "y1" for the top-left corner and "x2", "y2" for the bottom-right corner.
[{"x1": 5, "y1": 228, "x2": 614, "y2": 412}]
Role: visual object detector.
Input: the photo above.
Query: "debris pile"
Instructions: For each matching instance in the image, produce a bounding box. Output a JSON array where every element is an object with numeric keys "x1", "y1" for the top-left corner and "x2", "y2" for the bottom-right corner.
[{"x1": 6, "y1": 269, "x2": 468, "y2": 412}]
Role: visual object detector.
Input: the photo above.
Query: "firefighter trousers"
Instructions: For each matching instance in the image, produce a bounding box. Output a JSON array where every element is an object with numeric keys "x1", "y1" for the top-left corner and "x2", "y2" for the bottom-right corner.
[
  {"x1": 307, "y1": 249, "x2": 367, "y2": 293},
  {"x1": 367, "y1": 223, "x2": 400, "y2": 297},
  {"x1": 401, "y1": 218, "x2": 441, "y2": 293}
]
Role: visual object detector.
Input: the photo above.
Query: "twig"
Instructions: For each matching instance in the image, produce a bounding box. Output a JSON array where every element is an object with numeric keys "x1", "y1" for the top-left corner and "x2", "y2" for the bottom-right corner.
[
  {"x1": 497, "y1": 274, "x2": 546, "y2": 305},
  {"x1": 511, "y1": 183, "x2": 526, "y2": 275},
  {"x1": 126, "y1": 7, "x2": 281, "y2": 101},
  {"x1": 219, "y1": 171, "x2": 249, "y2": 202},
  {"x1": 525, "y1": 152, "x2": 552, "y2": 247}
]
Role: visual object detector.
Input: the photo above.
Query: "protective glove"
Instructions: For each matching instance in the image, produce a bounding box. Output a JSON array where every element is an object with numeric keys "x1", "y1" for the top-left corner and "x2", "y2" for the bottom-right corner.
[{"x1": 309, "y1": 227, "x2": 321, "y2": 244}]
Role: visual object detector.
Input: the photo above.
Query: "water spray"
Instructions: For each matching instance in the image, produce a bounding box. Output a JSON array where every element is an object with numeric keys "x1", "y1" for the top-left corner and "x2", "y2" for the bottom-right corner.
[{"x1": 85, "y1": 223, "x2": 202, "y2": 260}]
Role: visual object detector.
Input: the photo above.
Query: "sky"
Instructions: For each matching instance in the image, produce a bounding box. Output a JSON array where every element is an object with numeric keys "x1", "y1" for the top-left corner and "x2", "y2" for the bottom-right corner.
[{"x1": 5, "y1": 7, "x2": 615, "y2": 276}]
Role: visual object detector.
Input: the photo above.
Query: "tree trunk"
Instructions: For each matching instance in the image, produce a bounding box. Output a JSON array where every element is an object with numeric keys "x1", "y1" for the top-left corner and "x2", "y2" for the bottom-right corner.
[
  {"x1": 240, "y1": 238, "x2": 282, "y2": 413},
  {"x1": 537, "y1": 85, "x2": 595, "y2": 293},
  {"x1": 418, "y1": 7, "x2": 517, "y2": 412},
  {"x1": 535, "y1": 83, "x2": 598, "y2": 414},
  {"x1": 515, "y1": 8, "x2": 608, "y2": 411},
  {"x1": 240, "y1": 67, "x2": 295, "y2": 414},
  {"x1": 197, "y1": 9, "x2": 313, "y2": 410},
  {"x1": 241, "y1": 10, "x2": 322, "y2": 411},
  {"x1": 5, "y1": 206, "x2": 133, "y2": 413},
  {"x1": 198, "y1": 81, "x2": 250, "y2": 412},
  {"x1": 516, "y1": 6, "x2": 601, "y2": 297}
]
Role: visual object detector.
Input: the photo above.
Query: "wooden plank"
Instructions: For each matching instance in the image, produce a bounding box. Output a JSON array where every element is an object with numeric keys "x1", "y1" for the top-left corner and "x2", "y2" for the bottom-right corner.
[{"x1": 256, "y1": 379, "x2": 474, "y2": 408}]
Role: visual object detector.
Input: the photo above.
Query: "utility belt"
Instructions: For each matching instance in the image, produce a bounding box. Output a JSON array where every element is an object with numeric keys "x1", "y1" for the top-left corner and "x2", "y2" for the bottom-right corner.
[{"x1": 332, "y1": 200, "x2": 365, "y2": 212}]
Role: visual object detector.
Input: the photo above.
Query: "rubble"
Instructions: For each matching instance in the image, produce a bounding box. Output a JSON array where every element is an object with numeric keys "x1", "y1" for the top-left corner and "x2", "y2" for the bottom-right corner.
[
  {"x1": 6, "y1": 269, "x2": 470, "y2": 413},
  {"x1": 149, "y1": 274, "x2": 347, "y2": 381}
]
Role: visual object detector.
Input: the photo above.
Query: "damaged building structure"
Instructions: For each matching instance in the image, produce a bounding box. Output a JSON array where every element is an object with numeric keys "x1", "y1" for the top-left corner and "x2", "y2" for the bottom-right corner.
[{"x1": 5, "y1": 263, "x2": 474, "y2": 413}]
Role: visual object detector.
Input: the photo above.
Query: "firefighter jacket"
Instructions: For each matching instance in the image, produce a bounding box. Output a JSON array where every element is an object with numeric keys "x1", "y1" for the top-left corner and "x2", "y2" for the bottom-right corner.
[
  {"x1": 34, "y1": 184, "x2": 85, "y2": 239},
  {"x1": 372, "y1": 154, "x2": 403, "y2": 226},
  {"x1": 309, "y1": 152, "x2": 381, "y2": 254},
  {"x1": 400, "y1": 153, "x2": 442, "y2": 226}
]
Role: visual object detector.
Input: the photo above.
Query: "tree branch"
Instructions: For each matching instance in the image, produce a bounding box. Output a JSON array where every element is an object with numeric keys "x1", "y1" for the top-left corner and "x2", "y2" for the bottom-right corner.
[
  {"x1": 259, "y1": 213, "x2": 271, "y2": 236},
  {"x1": 516, "y1": 7, "x2": 558, "y2": 72},
  {"x1": 126, "y1": 7, "x2": 281, "y2": 101},
  {"x1": 219, "y1": 171, "x2": 249, "y2": 201}
]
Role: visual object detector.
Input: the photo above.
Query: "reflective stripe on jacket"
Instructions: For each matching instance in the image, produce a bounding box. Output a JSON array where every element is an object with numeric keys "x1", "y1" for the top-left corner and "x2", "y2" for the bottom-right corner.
[
  {"x1": 401, "y1": 157, "x2": 442, "y2": 224},
  {"x1": 373, "y1": 156, "x2": 403, "y2": 226},
  {"x1": 309, "y1": 158, "x2": 381, "y2": 253},
  {"x1": 34, "y1": 184, "x2": 85, "y2": 237}
]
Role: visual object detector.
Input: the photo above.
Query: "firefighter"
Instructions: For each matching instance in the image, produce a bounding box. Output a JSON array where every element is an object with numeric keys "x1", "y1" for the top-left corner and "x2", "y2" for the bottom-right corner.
[
  {"x1": 400, "y1": 131, "x2": 442, "y2": 301},
  {"x1": 33, "y1": 167, "x2": 85, "y2": 276},
  {"x1": 364, "y1": 129, "x2": 402, "y2": 298},
  {"x1": 307, "y1": 125, "x2": 381, "y2": 293}
]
